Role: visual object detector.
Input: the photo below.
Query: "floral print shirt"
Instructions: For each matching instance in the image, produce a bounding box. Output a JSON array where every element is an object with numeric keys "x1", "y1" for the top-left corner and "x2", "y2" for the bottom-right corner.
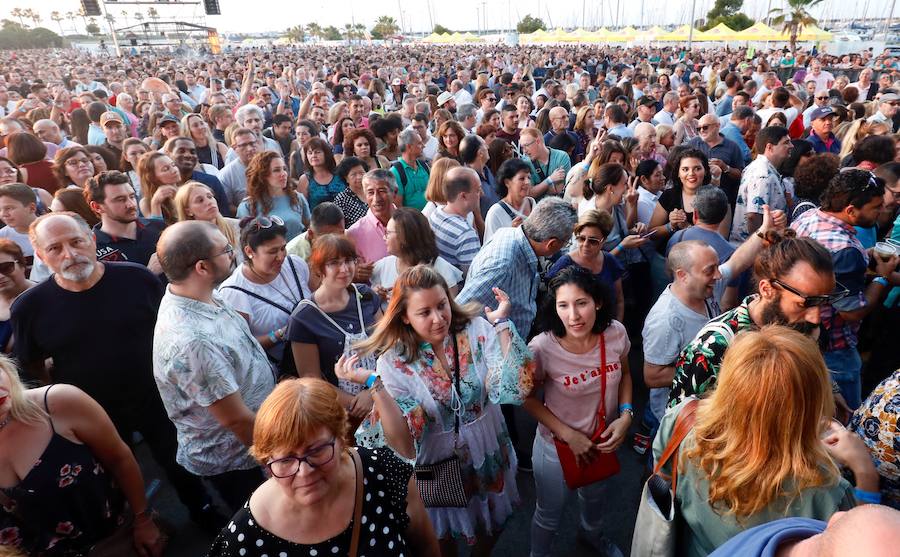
[
  {"x1": 667, "y1": 296, "x2": 756, "y2": 409},
  {"x1": 850, "y1": 370, "x2": 900, "y2": 509}
]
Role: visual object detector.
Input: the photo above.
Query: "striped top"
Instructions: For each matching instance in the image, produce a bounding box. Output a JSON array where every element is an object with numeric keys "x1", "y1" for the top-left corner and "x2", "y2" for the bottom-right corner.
[{"x1": 428, "y1": 206, "x2": 481, "y2": 275}]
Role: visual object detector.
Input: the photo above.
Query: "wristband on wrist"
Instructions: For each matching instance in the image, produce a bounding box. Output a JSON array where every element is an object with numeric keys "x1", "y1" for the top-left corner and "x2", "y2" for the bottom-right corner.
[
  {"x1": 854, "y1": 488, "x2": 882, "y2": 504},
  {"x1": 874, "y1": 276, "x2": 889, "y2": 287},
  {"x1": 619, "y1": 403, "x2": 633, "y2": 412},
  {"x1": 365, "y1": 373, "x2": 378, "y2": 389},
  {"x1": 665, "y1": 222, "x2": 673, "y2": 233},
  {"x1": 267, "y1": 330, "x2": 278, "y2": 343}
]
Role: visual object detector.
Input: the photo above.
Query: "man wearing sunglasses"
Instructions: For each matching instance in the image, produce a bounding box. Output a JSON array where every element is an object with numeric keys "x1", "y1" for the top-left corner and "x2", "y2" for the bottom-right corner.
[
  {"x1": 793, "y1": 169, "x2": 900, "y2": 409},
  {"x1": 867, "y1": 91, "x2": 900, "y2": 132},
  {"x1": 667, "y1": 233, "x2": 846, "y2": 411},
  {"x1": 154, "y1": 221, "x2": 275, "y2": 512}
]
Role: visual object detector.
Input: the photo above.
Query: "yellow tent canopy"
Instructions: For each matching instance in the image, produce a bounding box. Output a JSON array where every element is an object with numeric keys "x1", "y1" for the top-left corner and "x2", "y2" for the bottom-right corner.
[
  {"x1": 657, "y1": 24, "x2": 701, "y2": 41},
  {"x1": 697, "y1": 22, "x2": 739, "y2": 41},
  {"x1": 636, "y1": 26, "x2": 668, "y2": 40},
  {"x1": 795, "y1": 24, "x2": 832, "y2": 41},
  {"x1": 735, "y1": 21, "x2": 783, "y2": 41},
  {"x1": 461, "y1": 32, "x2": 482, "y2": 42}
]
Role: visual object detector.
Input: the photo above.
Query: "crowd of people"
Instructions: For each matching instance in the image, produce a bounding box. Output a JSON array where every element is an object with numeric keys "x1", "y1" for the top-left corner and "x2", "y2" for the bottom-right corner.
[{"x1": 1, "y1": 40, "x2": 900, "y2": 556}]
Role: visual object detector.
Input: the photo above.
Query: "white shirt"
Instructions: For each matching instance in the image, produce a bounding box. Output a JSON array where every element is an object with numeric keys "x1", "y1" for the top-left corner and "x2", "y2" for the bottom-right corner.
[
  {"x1": 0, "y1": 226, "x2": 33, "y2": 256},
  {"x1": 484, "y1": 197, "x2": 534, "y2": 243},
  {"x1": 371, "y1": 255, "x2": 462, "y2": 296},
  {"x1": 453, "y1": 89, "x2": 473, "y2": 106},
  {"x1": 637, "y1": 187, "x2": 662, "y2": 225},
  {"x1": 755, "y1": 106, "x2": 799, "y2": 127}
]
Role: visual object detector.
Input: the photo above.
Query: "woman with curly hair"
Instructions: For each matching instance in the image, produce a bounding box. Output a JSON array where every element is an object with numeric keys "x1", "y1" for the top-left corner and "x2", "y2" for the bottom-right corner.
[
  {"x1": 340, "y1": 127, "x2": 389, "y2": 170},
  {"x1": 654, "y1": 326, "x2": 877, "y2": 557},
  {"x1": 237, "y1": 151, "x2": 311, "y2": 241}
]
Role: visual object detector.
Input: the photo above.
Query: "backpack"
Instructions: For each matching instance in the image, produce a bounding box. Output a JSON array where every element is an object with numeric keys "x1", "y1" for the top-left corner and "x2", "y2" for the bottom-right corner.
[{"x1": 391, "y1": 159, "x2": 431, "y2": 188}]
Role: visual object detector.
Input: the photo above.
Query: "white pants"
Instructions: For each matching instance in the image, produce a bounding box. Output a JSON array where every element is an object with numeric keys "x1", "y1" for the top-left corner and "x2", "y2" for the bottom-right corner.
[{"x1": 530, "y1": 434, "x2": 609, "y2": 557}]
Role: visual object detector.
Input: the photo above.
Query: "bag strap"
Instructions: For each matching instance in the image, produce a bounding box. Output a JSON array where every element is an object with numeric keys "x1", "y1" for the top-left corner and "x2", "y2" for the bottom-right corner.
[
  {"x1": 652, "y1": 399, "x2": 699, "y2": 497},
  {"x1": 452, "y1": 332, "x2": 461, "y2": 439},
  {"x1": 597, "y1": 333, "x2": 607, "y2": 424},
  {"x1": 499, "y1": 200, "x2": 517, "y2": 219},
  {"x1": 351, "y1": 284, "x2": 366, "y2": 330},
  {"x1": 286, "y1": 257, "x2": 305, "y2": 302},
  {"x1": 220, "y1": 285, "x2": 293, "y2": 315},
  {"x1": 348, "y1": 448, "x2": 364, "y2": 557}
]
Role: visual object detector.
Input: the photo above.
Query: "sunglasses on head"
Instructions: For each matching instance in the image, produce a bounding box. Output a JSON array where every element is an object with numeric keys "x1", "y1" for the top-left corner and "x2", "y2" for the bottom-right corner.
[
  {"x1": 250, "y1": 215, "x2": 285, "y2": 230},
  {"x1": 771, "y1": 278, "x2": 849, "y2": 308}
]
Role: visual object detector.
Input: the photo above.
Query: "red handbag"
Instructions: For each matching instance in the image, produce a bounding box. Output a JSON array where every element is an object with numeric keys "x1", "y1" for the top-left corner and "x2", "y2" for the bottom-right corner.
[{"x1": 553, "y1": 333, "x2": 621, "y2": 489}]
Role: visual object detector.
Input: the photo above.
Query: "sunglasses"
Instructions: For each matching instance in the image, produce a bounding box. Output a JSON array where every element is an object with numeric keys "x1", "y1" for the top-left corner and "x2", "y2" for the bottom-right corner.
[
  {"x1": 251, "y1": 215, "x2": 285, "y2": 230},
  {"x1": 574, "y1": 235, "x2": 604, "y2": 248},
  {"x1": 771, "y1": 279, "x2": 849, "y2": 308},
  {"x1": 0, "y1": 261, "x2": 16, "y2": 275},
  {"x1": 698, "y1": 124, "x2": 717, "y2": 132},
  {"x1": 815, "y1": 96, "x2": 829, "y2": 100}
]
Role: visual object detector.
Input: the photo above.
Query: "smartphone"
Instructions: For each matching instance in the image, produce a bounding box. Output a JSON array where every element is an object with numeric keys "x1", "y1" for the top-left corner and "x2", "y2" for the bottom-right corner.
[{"x1": 640, "y1": 229, "x2": 657, "y2": 239}]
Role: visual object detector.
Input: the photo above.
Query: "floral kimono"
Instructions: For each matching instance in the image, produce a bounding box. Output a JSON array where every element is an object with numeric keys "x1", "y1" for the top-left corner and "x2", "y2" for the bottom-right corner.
[{"x1": 357, "y1": 317, "x2": 534, "y2": 543}]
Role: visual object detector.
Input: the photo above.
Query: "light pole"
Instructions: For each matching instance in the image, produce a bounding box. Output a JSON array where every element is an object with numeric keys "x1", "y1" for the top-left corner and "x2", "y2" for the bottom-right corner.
[
  {"x1": 99, "y1": 0, "x2": 122, "y2": 57},
  {"x1": 687, "y1": 0, "x2": 696, "y2": 50}
]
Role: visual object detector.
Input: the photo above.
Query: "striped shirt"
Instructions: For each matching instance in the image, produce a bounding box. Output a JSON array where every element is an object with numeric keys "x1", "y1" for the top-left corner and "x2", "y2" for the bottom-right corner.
[
  {"x1": 457, "y1": 226, "x2": 540, "y2": 336},
  {"x1": 428, "y1": 206, "x2": 480, "y2": 274}
]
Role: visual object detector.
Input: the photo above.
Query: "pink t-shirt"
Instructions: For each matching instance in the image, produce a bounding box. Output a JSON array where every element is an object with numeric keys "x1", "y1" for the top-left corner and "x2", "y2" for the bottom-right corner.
[{"x1": 528, "y1": 320, "x2": 631, "y2": 441}]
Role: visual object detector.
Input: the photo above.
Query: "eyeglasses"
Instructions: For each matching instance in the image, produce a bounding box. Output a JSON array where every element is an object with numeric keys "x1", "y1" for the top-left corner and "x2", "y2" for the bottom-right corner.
[
  {"x1": 186, "y1": 244, "x2": 234, "y2": 270},
  {"x1": 816, "y1": 96, "x2": 830, "y2": 100},
  {"x1": 0, "y1": 261, "x2": 17, "y2": 275},
  {"x1": 520, "y1": 139, "x2": 537, "y2": 150},
  {"x1": 325, "y1": 257, "x2": 359, "y2": 270},
  {"x1": 233, "y1": 141, "x2": 257, "y2": 150},
  {"x1": 771, "y1": 279, "x2": 849, "y2": 308},
  {"x1": 250, "y1": 215, "x2": 284, "y2": 230},
  {"x1": 266, "y1": 438, "x2": 337, "y2": 478},
  {"x1": 65, "y1": 157, "x2": 92, "y2": 167},
  {"x1": 382, "y1": 229, "x2": 397, "y2": 240},
  {"x1": 698, "y1": 124, "x2": 717, "y2": 132},
  {"x1": 574, "y1": 235, "x2": 604, "y2": 248}
]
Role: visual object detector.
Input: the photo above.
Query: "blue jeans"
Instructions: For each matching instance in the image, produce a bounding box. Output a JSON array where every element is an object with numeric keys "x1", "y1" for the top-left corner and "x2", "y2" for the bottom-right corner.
[{"x1": 825, "y1": 347, "x2": 863, "y2": 410}]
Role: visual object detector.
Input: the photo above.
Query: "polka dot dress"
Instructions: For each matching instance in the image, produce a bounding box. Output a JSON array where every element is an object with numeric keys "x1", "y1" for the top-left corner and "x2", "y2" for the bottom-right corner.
[{"x1": 206, "y1": 447, "x2": 412, "y2": 557}]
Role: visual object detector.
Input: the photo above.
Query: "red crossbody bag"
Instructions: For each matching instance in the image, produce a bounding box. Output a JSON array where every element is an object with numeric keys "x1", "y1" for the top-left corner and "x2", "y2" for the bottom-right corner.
[{"x1": 553, "y1": 333, "x2": 621, "y2": 489}]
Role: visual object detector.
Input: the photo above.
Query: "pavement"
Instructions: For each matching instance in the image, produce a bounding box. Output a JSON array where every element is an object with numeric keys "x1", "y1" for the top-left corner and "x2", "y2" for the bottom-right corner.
[{"x1": 142, "y1": 345, "x2": 650, "y2": 557}]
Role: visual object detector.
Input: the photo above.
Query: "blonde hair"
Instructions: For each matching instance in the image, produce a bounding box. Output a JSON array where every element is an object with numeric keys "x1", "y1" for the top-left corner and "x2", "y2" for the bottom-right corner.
[
  {"x1": 328, "y1": 101, "x2": 348, "y2": 126},
  {"x1": 683, "y1": 325, "x2": 838, "y2": 518},
  {"x1": 656, "y1": 124, "x2": 674, "y2": 144},
  {"x1": 356, "y1": 265, "x2": 480, "y2": 362},
  {"x1": 174, "y1": 181, "x2": 238, "y2": 248},
  {"x1": 180, "y1": 113, "x2": 217, "y2": 149},
  {"x1": 1, "y1": 356, "x2": 48, "y2": 426},
  {"x1": 423, "y1": 157, "x2": 461, "y2": 204},
  {"x1": 250, "y1": 377, "x2": 349, "y2": 463}
]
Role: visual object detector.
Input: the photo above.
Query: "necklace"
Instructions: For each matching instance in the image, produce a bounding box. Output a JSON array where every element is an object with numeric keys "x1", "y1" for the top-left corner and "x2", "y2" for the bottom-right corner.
[
  {"x1": 0, "y1": 414, "x2": 10, "y2": 431},
  {"x1": 251, "y1": 266, "x2": 299, "y2": 307}
]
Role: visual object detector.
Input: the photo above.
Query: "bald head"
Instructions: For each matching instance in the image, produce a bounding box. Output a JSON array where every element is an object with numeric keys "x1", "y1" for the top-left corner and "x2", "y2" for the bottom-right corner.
[
  {"x1": 791, "y1": 505, "x2": 900, "y2": 557},
  {"x1": 33, "y1": 119, "x2": 63, "y2": 145},
  {"x1": 549, "y1": 106, "x2": 569, "y2": 132},
  {"x1": 666, "y1": 240, "x2": 706, "y2": 277},
  {"x1": 634, "y1": 122, "x2": 656, "y2": 141},
  {"x1": 697, "y1": 114, "x2": 721, "y2": 142},
  {"x1": 30, "y1": 212, "x2": 92, "y2": 251},
  {"x1": 698, "y1": 114, "x2": 719, "y2": 128},
  {"x1": 157, "y1": 220, "x2": 220, "y2": 283},
  {"x1": 30, "y1": 212, "x2": 98, "y2": 282}
]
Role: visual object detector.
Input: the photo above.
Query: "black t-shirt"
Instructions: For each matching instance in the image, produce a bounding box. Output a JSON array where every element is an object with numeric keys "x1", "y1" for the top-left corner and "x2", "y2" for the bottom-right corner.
[
  {"x1": 11, "y1": 262, "x2": 164, "y2": 426},
  {"x1": 658, "y1": 187, "x2": 695, "y2": 225},
  {"x1": 93, "y1": 218, "x2": 165, "y2": 266}
]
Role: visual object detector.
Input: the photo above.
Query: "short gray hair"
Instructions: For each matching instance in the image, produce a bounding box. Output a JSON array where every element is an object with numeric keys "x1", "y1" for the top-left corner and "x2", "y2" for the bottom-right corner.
[
  {"x1": 457, "y1": 103, "x2": 477, "y2": 121},
  {"x1": 663, "y1": 91, "x2": 680, "y2": 105},
  {"x1": 235, "y1": 104, "x2": 264, "y2": 125},
  {"x1": 693, "y1": 185, "x2": 729, "y2": 225},
  {"x1": 521, "y1": 197, "x2": 577, "y2": 243},
  {"x1": 397, "y1": 129, "x2": 421, "y2": 153},
  {"x1": 363, "y1": 168, "x2": 398, "y2": 193}
]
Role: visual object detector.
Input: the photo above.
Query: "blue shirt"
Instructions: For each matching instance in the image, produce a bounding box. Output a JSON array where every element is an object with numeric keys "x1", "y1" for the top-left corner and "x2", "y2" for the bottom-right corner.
[
  {"x1": 87, "y1": 124, "x2": 106, "y2": 146},
  {"x1": 477, "y1": 166, "x2": 500, "y2": 219},
  {"x1": 708, "y1": 517, "x2": 825, "y2": 557},
  {"x1": 457, "y1": 226, "x2": 540, "y2": 336},
  {"x1": 305, "y1": 173, "x2": 347, "y2": 210},
  {"x1": 721, "y1": 122, "x2": 752, "y2": 165},
  {"x1": 808, "y1": 132, "x2": 842, "y2": 155},
  {"x1": 237, "y1": 194, "x2": 311, "y2": 241}
]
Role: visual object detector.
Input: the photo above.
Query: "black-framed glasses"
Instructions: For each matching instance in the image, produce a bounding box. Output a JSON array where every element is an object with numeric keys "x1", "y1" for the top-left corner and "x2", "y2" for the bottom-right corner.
[
  {"x1": 250, "y1": 215, "x2": 285, "y2": 230},
  {"x1": 816, "y1": 96, "x2": 829, "y2": 101},
  {"x1": 698, "y1": 124, "x2": 717, "y2": 132},
  {"x1": 0, "y1": 261, "x2": 17, "y2": 275},
  {"x1": 266, "y1": 438, "x2": 337, "y2": 478},
  {"x1": 771, "y1": 278, "x2": 849, "y2": 308},
  {"x1": 186, "y1": 244, "x2": 234, "y2": 270}
]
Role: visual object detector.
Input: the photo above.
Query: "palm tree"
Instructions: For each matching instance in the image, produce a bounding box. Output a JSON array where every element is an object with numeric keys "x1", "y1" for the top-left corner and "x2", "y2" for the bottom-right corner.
[
  {"x1": 51, "y1": 11, "x2": 65, "y2": 35},
  {"x1": 307, "y1": 22, "x2": 322, "y2": 41},
  {"x1": 10, "y1": 8, "x2": 25, "y2": 27},
  {"x1": 120, "y1": 10, "x2": 129, "y2": 27},
  {"x1": 372, "y1": 15, "x2": 400, "y2": 38},
  {"x1": 148, "y1": 7, "x2": 159, "y2": 21},
  {"x1": 26, "y1": 8, "x2": 40, "y2": 27},
  {"x1": 77, "y1": 6, "x2": 88, "y2": 31},
  {"x1": 769, "y1": 0, "x2": 824, "y2": 54},
  {"x1": 343, "y1": 23, "x2": 355, "y2": 42},
  {"x1": 354, "y1": 23, "x2": 367, "y2": 42},
  {"x1": 65, "y1": 11, "x2": 77, "y2": 34},
  {"x1": 105, "y1": 13, "x2": 116, "y2": 27},
  {"x1": 135, "y1": 12, "x2": 145, "y2": 25},
  {"x1": 285, "y1": 24, "x2": 306, "y2": 43}
]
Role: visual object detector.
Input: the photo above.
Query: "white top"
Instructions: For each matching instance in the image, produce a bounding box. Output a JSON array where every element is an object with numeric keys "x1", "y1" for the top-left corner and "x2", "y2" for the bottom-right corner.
[
  {"x1": 371, "y1": 255, "x2": 463, "y2": 300},
  {"x1": 0, "y1": 226, "x2": 33, "y2": 257},
  {"x1": 217, "y1": 255, "x2": 312, "y2": 361},
  {"x1": 422, "y1": 201, "x2": 475, "y2": 225},
  {"x1": 637, "y1": 187, "x2": 662, "y2": 226},
  {"x1": 484, "y1": 197, "x2": 534, "y2": 243}
]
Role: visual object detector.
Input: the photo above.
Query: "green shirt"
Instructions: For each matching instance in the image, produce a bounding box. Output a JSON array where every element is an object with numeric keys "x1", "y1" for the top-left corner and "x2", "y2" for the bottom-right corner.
[
  {"x1": 522, "y1": 147, "x2": 571, "y2": 200},
  {"x1": 653, "y1": 399, "x2": 855, "y2": 557},
  {"x1": 391, "y1": 158, "x2": 430, "y2": 211}
]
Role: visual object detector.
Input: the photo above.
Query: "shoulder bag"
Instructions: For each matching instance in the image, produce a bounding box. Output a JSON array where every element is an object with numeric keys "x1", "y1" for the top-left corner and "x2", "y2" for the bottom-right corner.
[
  {"x1": 552, "y1": 332, "x2": 621, "y2": 489},
  {"x1": 413, "y1": 332, "x2": 469, "y2": 508},
  {"x1": 630, "y1": 399, "x2": 699, "y2": 557},
  {"x1": 348, "y1": 448, "x2": 364, "y2": 557}
]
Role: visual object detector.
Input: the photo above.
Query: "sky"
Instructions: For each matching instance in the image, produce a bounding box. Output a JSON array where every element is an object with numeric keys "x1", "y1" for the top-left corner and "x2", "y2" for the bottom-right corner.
[{"x1": 1, "y1": 0, "x2": 898, "y2": 35}]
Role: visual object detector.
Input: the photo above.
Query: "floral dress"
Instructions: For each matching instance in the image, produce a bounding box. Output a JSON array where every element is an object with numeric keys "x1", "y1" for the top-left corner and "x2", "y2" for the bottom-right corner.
[
  {"x1": 0, "y1": 389, "x2": 124, "y2": 556},
  {"x1": 357, "y1": 317, "x2": 535, "y2": 544}
]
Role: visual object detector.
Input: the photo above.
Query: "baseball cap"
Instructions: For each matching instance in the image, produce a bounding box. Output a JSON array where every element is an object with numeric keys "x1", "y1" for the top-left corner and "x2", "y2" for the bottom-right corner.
[
  {"x1": 158, "y1": 114, "x2": 180, "y2": 126},
  {"x1": 100, "y1": 111, "x2": 124, "y2": 127},
  {"x1": 437, "y1": 91, "x2": 454, "y2": 106},
  {"x1": 810, "y1": 106, "x2": 837, "y2": 121},
  {"x1": 391, "y1": 78, "x2": 403, "y2": 86},
  {"x1": 638, "y1": 96, "x2": 657, "y2": 107},
  {"x1": 880, "y1": 92, "x2": 900, "y2": 103}
]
